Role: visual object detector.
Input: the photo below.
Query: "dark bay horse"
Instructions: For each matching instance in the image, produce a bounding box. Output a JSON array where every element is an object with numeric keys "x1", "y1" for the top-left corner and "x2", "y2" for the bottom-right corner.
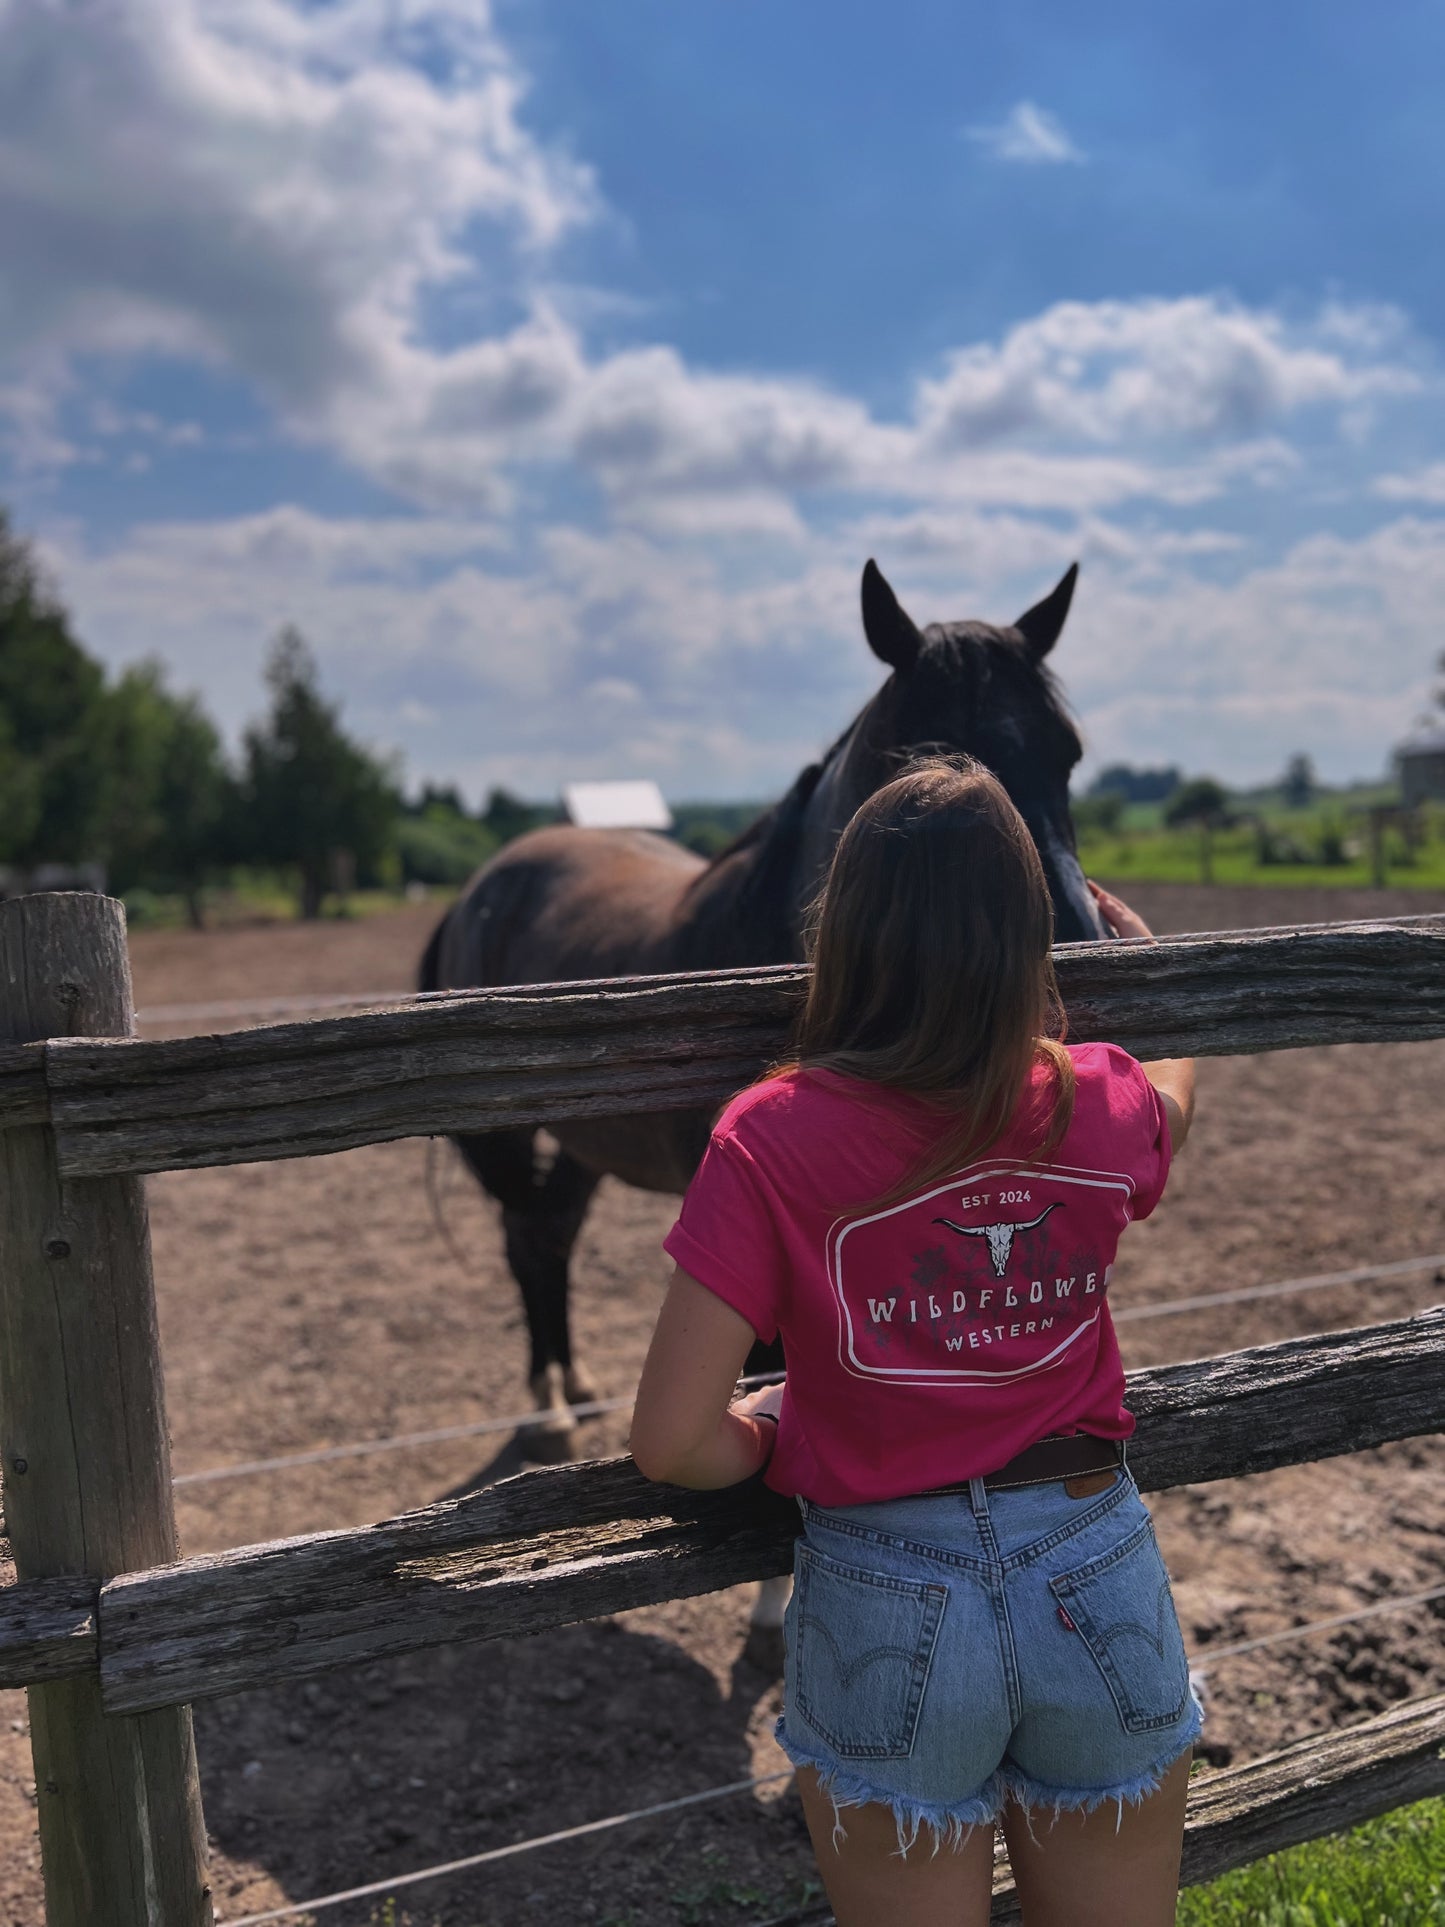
[{"x1": 420, "y1": 558, "x2": 1105, "y2": 1456}]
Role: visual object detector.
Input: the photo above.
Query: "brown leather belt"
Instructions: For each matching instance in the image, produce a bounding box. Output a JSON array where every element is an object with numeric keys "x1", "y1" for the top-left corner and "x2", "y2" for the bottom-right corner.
[{"x1": 921, "y1": 1432, "x2": 1125, "y2": 1498}]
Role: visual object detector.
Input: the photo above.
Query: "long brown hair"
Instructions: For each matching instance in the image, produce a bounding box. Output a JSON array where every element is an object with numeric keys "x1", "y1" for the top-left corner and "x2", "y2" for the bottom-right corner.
[{"x1": 789, "y1": 755, "x2": 1075, "y2": 1204}]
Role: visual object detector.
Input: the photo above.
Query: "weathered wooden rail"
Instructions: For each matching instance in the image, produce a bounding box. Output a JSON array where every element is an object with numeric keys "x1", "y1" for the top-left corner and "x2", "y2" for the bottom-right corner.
[
  {"x1": 1, "y1": 891, "x2": 1443, "y2": 1926},
  {"x1": 20, "y1": 1309, "x2": 1445, "y2": 1716},
  {"x1": 0, "y1": 914, "x2": 1440, "y2": 1176}
]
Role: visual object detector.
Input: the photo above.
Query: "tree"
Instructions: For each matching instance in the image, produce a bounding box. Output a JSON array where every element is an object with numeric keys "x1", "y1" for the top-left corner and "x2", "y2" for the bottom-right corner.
[
  {"x1": 1088, "y1": 763, "x2": 1182, "y2": 805},
  {"x1": 1280, "y1": 753, "x2": 1316, "y2": 810},
  {"x1": 242, "y1": 628, "x2": 398, "y2": 918},
  {"x1": 409, "y1": 781, "x2": 468, "y2": 819},
  {"x1": 481, "y1": 786, "x2": 551, "y2": 845},
  {"x1": 1164, "y1": 777, "x2": 1232, "y2": 884},
  {"x1": 396, "y1": 783, "x2": 498, "y2": 885},
  {"x1": 152, "y1": 692, "x2": 235, "y2": 927},
  {"x1": 0, "y1": 513, "x2": 108, "y2": 867},
  {"x1": 1072, "y1": 791, "x2": 1126, "y2": 837},
  {"x1": 94, "y1": 663, "x2": 234, "y2": 926}
]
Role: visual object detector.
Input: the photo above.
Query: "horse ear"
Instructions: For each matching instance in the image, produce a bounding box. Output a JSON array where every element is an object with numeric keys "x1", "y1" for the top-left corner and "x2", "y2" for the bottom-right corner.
[
  {"x1": 1014, "y1": 562, "x2": 1079, "y2": 659},
  {"x1": 861, "y1": 559, "x2": 924, "y2": 673}
]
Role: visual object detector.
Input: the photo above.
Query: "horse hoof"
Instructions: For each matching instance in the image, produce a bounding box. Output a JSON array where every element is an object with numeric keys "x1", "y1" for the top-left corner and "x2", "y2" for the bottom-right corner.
[
  {"x1": 743, "y1": 1622, "x2": 787, "y2": 1676},
  {"x1": 519, "y1": 1417, "x2": 581, "y2": 1464},
  {"x1": 524, "y1": 1366, "x2": 584, "y2": 1460},
  {"x1": 563, "y1": 1364, "x2": 603, "y2": 1410}
]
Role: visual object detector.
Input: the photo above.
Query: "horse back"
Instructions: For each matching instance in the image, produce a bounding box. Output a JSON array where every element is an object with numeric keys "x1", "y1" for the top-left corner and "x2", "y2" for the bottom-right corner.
[{"x1": 434, "y1": 824, "x2": 710, "y2": 991}]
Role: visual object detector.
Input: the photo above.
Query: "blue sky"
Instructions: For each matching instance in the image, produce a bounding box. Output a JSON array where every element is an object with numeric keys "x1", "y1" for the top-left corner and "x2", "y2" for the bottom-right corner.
[{"x1": 3, "y1": 0, "x2": 1444, "y2": 800}]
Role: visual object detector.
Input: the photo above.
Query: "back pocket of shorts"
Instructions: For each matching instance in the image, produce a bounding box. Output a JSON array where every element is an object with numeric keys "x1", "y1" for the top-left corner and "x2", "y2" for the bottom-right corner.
[
  {"x1": 792, "y1": 1545, "x2": 947, "y2": 1760},
  {"x1": 1049, "y1": 1520, "x2": 1190, "y2": 1734}
]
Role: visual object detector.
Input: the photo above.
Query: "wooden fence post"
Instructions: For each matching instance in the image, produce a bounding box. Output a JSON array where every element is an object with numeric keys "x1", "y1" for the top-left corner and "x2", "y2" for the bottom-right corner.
[{"x1": 0, "y1": 895, "x2": 211, "y2": 1926}]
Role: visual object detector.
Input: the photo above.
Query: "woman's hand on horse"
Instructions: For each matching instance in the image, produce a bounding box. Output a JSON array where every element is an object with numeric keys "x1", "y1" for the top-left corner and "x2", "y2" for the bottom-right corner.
[
  {"x1": 1087, "y1": 880, "x2": 1156, "y2": 942},
  {"x1": 1085, "y1": 883, "x2": 1195, "y2": 1150}
]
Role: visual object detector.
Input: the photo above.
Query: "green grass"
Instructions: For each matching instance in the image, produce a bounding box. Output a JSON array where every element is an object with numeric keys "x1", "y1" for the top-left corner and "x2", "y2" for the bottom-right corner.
[
  {"x1": 121, "y1": 879, "x2": 455, "y2": 930},
  {"x1": 1077, "y1": 821, "x2": 1445, "y2": 891},
  {"x1": 1178, "y1": 1797, "x2": 1445, "y2": 1925}
]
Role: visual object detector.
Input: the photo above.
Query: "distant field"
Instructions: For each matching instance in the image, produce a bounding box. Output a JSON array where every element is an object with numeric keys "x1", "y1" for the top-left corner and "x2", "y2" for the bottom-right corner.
[
  {"x1": 116, "y1": 792, "x2": 1445, "y2": 929},
  {"x1": 1079, "y1": 796, "x2": 1445, "y2": 892},
  {"x1": 1077, "y1": 826, "x2": 1445, "y2": 890}
]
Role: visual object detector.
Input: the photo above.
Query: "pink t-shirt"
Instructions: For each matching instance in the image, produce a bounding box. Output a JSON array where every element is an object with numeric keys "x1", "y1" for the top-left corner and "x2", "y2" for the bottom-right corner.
[{"x1": 663, "y1": 1043, "x2": 1172, "y2": 1506}]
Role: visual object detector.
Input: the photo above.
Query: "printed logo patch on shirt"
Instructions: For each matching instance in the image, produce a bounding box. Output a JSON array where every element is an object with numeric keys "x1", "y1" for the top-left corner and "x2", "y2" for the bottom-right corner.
[{"x1": 827, "y1": 1161, "x2": 1133, "y2": 1384}]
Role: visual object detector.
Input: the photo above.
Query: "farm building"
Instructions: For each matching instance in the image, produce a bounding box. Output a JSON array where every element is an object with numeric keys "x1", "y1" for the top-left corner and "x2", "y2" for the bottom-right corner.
[
  {"x1": 1396, "y1": 726, "x2": 1445, "y2": 805},
  {"x1": 562, "y1": 778, "x2": 673, "y2": 830}
]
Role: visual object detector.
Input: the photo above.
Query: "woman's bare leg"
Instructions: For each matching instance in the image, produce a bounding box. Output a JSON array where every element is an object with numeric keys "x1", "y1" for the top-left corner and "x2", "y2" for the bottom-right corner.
[
  {"x1": 796, "y1": 1767, "x2": 997, "y2": 1927},
  {"x1": 999, "y1": 1750, "x2": 1192, "y2": 1927}
]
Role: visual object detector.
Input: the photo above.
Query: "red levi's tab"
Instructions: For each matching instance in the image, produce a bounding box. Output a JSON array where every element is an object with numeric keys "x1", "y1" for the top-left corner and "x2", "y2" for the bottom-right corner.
[{"x1": 664, "y1": 1042, "x2": 1172, "y2": 1509}]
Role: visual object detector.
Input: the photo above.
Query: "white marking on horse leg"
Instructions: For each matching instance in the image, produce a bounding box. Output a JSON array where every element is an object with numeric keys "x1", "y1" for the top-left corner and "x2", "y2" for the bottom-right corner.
[
  {"x1": 522, "y1": 1364, "x2": 581, "y2": 1462},
  {"x1": 750, "y1": 1574, "x2": 792, "y2": 1631},
  {"x1": 529, "y1": 1362, "x2": 571, "y2": 1418},
  {"x1": 563, "y1": 1361, "x2": 602, "y2": 1407}
]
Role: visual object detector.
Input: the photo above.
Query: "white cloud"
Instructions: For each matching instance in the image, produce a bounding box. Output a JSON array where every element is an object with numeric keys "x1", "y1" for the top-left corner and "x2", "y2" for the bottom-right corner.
[
  {"x1": 4, "y1": 2, "x2": 1443, "y2": 801},
  {"x1": 1372, "y1": 462, "x2": 1445, "y2": 505},
  {"x1": 915, "y1": 299, "x2": 1419, "y2": 450},
  {"x1": 967, "y1": 101, "x2": 1085, "y2": 166},
  {"x1": 0, "y1": 0, "x2": 592, "y2": 461},
  {"x1": 0, "y1": 0, "x2": 1425, "y2": 536},
  {"x1": 39, "y1": 495, "x2": 1445, "y2": 801},
  {"x1": 337, "y1": 294, "x2": 1416, "y2": 521}
]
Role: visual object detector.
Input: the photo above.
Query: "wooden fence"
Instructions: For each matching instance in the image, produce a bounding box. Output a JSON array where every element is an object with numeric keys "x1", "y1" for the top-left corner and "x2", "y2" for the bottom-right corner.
[{"x1": 1, "y1": 891, "x2": 1443, "y2": 1925}]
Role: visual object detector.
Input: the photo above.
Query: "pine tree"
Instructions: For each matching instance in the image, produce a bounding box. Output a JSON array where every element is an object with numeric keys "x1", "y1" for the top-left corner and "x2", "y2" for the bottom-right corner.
[{"x1": 243, "y1": 628, "x2": 398, "y2": 917}]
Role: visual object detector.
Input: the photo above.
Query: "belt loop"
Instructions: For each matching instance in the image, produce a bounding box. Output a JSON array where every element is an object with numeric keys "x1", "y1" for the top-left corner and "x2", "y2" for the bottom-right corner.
[{"x1": 967, "y1": 1475, "x2": 989, "y2": 1517}]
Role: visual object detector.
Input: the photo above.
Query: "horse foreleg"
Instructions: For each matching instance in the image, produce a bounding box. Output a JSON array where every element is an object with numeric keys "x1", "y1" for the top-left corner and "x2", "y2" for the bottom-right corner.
[
  {"x1": 504, "y1": 1151, "x2": 601, "y2": 1462},
  {"x1": 737, "y1": 1333, "x2": 791, "y2": 1669},
  {"x1": 744, "y1": 1574, "x2": 792, "y2": 1674}
]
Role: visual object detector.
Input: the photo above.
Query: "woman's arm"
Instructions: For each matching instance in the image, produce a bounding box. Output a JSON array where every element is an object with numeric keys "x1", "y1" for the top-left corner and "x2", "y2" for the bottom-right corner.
[
  {"x1": 1088, "y1": 882, "x2": 1196, "y2": 1153},
  {"x1": 1140, "y1": 1057, "x2": 1195, "y2": 1153},
  {"x1": 631, "y1": 1265, "x2": 779, "y2": 1488}
]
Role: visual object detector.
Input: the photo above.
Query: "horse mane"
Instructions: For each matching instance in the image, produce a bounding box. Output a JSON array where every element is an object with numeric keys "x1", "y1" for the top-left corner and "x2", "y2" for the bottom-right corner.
[
  {"x1": 680, "y1": 724, "x2": 851, "y2": 958},
  {"x1": 710, "y1": 760, "x2": 821, "y2": 867}
]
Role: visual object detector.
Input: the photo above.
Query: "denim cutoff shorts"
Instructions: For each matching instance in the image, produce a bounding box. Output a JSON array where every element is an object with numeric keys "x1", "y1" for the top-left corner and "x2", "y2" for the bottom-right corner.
[{"x1": 775, "y1": 1467, "x2": 1202, "y2": 1846}]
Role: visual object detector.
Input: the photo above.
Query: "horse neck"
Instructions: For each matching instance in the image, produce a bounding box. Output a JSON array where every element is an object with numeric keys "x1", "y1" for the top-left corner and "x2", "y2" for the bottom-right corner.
[{"x1": 791, "y1": 705, "x2": 890, "y2": 917}]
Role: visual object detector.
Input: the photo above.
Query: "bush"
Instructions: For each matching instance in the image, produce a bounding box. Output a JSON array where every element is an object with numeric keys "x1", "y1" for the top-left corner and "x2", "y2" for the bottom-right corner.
[
  {"x1": 679, "y1": 821, "x2": 736, "y2": 858},
  {"x1": 1254, "y1": 822, "x2": 1312, "y2": 866},
  {"x1": 395, "y1": 812, "x2": 498, "y2": 885},
  {"x1": 1165, "y1": 778, "x2": 1232, "y2": 830},
  {"x1": 1317, "y1": 816, "x2": 1350, "y2": 867},
  {"x1": 1073, "y1": 792, "x2": 1126, "y2": 836}
]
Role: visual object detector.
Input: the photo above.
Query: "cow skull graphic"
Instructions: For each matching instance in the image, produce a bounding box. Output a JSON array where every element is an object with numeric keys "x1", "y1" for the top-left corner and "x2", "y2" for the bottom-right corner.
[{"x1": 933, "y1": 1203, "x2": 1060, "y2": 1279}]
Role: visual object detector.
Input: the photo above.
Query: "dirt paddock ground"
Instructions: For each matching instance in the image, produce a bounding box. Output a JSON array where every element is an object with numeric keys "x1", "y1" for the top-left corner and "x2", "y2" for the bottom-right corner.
[{"x1": 3, "y1": 883, "x2": 1444, "y2": 1925}]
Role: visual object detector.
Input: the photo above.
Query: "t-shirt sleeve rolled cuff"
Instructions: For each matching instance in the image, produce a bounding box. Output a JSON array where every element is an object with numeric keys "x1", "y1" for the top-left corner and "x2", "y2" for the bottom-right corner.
[{"x1": 663, "y1": 1222, "x2": 779, "y2": 1346}]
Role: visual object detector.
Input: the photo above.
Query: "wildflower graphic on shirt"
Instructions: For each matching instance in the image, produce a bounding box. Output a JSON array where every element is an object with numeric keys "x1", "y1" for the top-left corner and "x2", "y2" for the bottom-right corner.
[{"x1": 828, "y1": 1160, "x2": 1135, "y2": 1384}]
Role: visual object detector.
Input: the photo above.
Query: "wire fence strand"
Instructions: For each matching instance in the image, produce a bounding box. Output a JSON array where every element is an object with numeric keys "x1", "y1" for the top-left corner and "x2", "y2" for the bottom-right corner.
[
  {"x1": 173, "y1": 1251, "x2": 1445, "y2": 1489},
  {"x1": 218, "y1": 1772, "x2": 793, "y2": 1925},
  {"x1": 1188, "y1": 1582, "x2": 1445, "y2": 1676},
  {"x1": 213, "y1": 1585, "x2": 1445, "y2": 1924}
]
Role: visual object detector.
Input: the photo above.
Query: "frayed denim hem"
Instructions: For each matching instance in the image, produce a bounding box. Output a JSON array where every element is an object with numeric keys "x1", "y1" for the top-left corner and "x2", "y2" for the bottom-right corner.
[
  {"x1": 775, "y1": 1718, "x2": 1002, "y2": 1858},
  {"x1": 999, "y1": 1704, "x2": 1203, "y2": 1835}
]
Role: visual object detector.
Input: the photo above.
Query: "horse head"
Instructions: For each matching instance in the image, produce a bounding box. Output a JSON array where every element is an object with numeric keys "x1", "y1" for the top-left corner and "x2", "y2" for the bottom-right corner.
[{"x1": 845, "y1": 558, "x2": 1107, "y2": 943}]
